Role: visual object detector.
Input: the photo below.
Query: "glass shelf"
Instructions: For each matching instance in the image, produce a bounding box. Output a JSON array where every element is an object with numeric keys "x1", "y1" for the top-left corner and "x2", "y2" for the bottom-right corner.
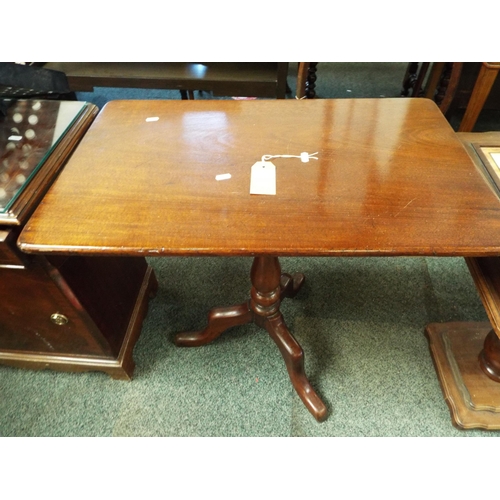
[{"x1": 0, "y1": 99, "x2": 86, "y2": 213}]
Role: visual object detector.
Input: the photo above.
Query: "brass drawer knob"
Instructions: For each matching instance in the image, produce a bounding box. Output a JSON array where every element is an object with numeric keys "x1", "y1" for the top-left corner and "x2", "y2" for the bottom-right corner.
[{"x1": 50, "y1": 313, "x2": 69, "y2": 325}]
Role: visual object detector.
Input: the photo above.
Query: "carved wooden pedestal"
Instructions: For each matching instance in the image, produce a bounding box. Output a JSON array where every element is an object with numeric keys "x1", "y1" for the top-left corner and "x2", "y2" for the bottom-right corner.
[
  {"x1": 425, "y1": 322, "x2": 500, "y2": 429},
  {"x1": 175, "y1": 256, "x2": 327, "y2": 422},
  {"x1": 426, "y1": 257, "x2": 500, "y2": 429}
]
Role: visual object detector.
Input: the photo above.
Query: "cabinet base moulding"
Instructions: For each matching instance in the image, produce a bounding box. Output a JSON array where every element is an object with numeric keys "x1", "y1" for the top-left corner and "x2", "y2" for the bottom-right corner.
[{"x1": 425, "y1": 322, "x2": 500, "y2": 430}]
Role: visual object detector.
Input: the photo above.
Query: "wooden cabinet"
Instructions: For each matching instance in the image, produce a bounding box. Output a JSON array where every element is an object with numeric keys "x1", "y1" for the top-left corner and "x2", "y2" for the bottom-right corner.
[
  {"x1": 0, "y1": 253, "x2": 156, "y2": 379},
  {"x1": 0, "y1": 99, "x2": 157, "y2": 379}
]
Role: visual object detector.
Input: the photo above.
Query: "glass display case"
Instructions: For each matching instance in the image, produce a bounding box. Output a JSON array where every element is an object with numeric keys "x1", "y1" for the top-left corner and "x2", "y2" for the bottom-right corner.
[{"x1": 0, "y1": 99, "x2": 86, "y2": 221}]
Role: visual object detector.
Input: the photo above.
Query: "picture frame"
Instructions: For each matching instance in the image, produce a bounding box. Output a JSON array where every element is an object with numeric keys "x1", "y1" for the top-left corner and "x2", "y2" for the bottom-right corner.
[{"x1": 472, "y1": 144, "x2": 500, "y2": 197}]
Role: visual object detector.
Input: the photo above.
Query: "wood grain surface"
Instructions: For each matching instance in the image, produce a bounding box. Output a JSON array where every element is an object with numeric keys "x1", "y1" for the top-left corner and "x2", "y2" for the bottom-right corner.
[{"x1": 18, "y1": 98, "x2": 500, "y2": 257}]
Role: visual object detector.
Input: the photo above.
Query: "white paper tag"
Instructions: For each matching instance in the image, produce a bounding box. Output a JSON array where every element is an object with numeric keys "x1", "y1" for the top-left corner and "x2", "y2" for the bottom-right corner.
[
  {"x1": 215, "y1": 173, "x2": 231, "y2": 181},
  {"x1": 250, "y1": 161, "x2": 276, "y2": 195}
]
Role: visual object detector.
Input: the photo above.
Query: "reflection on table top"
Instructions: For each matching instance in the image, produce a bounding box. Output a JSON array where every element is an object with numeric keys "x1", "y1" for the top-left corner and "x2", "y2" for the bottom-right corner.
[
  {"x1": 18, "y1": 98, "x2": 500, "y2": 257},
  {"x1": 0, "y1": 99, "x2": 86, "y2": 214}
]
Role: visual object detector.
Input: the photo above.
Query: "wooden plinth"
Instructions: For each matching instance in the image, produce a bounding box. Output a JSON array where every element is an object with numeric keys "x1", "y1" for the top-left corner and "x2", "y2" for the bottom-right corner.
[{"x1": 425, "y1": 322, "x2": 500, "y2": 430}]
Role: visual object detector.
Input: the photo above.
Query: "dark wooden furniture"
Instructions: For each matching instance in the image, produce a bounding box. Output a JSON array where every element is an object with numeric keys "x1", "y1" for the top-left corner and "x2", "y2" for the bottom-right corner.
[
  {"x1": 402, "y1": 62, "x2": 500, "y2": 132},
  {"x1": 458, "y1": 63, "x2": 500, "y2": 132},
  {"x1": 0, "y1": 99, "x2": 157, "y2": 380},
  {"x1": 296, "y1": 63, "x2": 318, "y2": 99},
  {"x1": 401, "y1": 62, "x2": 464, "y2": 114},
  {"x1": 296, "y1": 63, "x2": 308, "y2": 98},
  {"x1": 42, "y1": 63, "x2": 290, "y2": 99},
  {"x1": 425, "y1": 131, "x2": 500, "y2": 429},
  {"x1": 18, "y1": 98, "x2": 500, "y2": 421}
]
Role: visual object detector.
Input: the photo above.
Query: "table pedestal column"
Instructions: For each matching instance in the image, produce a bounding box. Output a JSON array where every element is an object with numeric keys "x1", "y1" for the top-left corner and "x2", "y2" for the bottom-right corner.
[
  {"x1": 175, "y1": 256, "x2": 327, "y2": 422},
  {"x1": 479, "y1": 329, "x2": 500, "y2": 382}
]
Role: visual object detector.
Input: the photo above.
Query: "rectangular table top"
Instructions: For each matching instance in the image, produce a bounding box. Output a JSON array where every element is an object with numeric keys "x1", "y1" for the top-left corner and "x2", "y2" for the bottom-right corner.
[{"x1": 18, "y1": 98, "x2": 500, "y2": 257}]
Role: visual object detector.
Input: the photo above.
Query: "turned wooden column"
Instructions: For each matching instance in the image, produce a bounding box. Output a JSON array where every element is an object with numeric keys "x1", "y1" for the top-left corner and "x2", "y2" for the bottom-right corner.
[
  {"x1": 250, "y1": 257, "x2": 327, "y2": 421},
  {"x1": 479, "y1": 329, "x2": 500, "y2": 382},
  {"x1": 250, "y1": 256, "x2": 281, "y2": 319},
  {"x1": 466, "y1": 257, "x2": 500, "y2": 381},
  {"x1": 305, "y1": 63, "x2": 318, "y2": 99},
  {"x1": 174, "y1": 256, "x2": 327, "y2": 422}
]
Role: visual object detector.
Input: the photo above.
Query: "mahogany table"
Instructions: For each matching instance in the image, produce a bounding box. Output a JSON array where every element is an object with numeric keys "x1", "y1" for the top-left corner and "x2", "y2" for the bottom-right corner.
[{"x1": 18, "y1": 98, "x2": 500, "y2": 422}]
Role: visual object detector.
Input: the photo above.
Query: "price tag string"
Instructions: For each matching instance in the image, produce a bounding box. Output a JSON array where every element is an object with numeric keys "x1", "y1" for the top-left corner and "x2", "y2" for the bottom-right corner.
[{"x1": 261, "y1": 152, "x2": 319, "y2": 163}]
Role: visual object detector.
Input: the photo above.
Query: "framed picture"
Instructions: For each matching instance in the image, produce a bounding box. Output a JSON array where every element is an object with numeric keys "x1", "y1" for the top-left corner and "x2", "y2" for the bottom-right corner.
[{"x1": 472, "y1": 144, "x2": 500, "y2": 196}]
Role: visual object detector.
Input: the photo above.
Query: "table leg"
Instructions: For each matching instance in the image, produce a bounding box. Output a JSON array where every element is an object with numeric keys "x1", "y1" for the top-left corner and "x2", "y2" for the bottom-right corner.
[
  {"x1": 175, "y1": 302, "x2": 253, "y2": 347},
  {"x1": 280, "y1": 272, "x2": 305, "y2": 299},
  {"x1": 262, "y1": 313, "x2": 327, "y2": 421},
  {"x1": 175, "y1": 256, "x2": 327, "y2": 422}
]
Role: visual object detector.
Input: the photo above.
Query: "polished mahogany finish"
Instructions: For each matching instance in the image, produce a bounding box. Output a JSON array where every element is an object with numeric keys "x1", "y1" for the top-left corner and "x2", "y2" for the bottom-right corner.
[
  {"x1": 479, "y1": 329, "x2": 500, "y2": 382},
  {"x1": 19, "y1": 98, "x2": 500, "y2": 421},
  {"x1": 0, "y1": 256, "x2": 157, "y2": 379},
  {"x1": 18, "y1": 98, "x2": 500, "y2": 257}
]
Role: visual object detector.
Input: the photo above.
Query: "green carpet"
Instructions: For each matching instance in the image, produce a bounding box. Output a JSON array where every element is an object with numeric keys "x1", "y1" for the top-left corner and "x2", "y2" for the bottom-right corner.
[{"x1": 0, "y1": 255, "x2": 496, "y2": 436}]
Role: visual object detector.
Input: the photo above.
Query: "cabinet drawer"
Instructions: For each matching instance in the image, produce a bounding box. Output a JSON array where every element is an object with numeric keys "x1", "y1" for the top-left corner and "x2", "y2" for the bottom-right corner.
[{"x1": 0, "y1": 261, "x2": 112, "y2": 356}]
